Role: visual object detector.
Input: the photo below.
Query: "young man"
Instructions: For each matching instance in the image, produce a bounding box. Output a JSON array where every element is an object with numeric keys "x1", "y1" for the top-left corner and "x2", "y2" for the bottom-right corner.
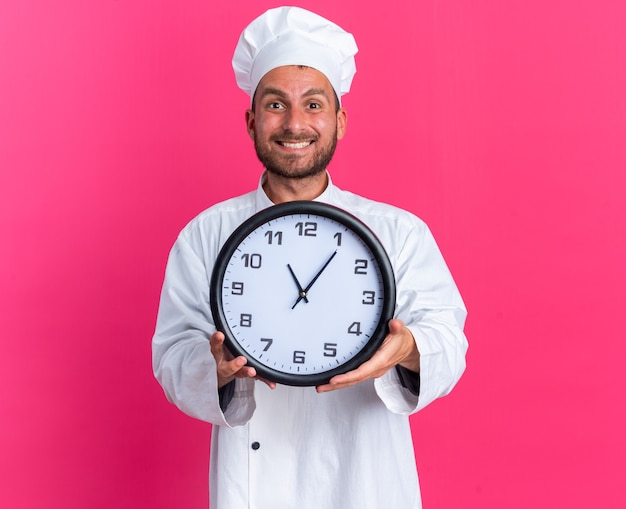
[{"x1": 153, "y1": 7, "x2": 468, "y2": 508}]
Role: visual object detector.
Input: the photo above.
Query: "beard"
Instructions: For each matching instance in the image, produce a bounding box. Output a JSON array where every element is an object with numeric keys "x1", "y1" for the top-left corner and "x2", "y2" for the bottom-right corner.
[{"x1": 254, "y1": 128, "x2": 338, "y2": 180}]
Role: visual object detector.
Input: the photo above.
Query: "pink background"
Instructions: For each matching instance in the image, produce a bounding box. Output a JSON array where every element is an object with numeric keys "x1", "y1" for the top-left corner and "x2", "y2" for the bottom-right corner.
[{"x1": 1, "y1": 1, "x2": 625, "y2": 507}]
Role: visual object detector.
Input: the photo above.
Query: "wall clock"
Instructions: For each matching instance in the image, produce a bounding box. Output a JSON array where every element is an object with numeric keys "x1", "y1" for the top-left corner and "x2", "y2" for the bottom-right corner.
[{"x1": 210, "y1": 201, "x2": 396, "y2": 386}]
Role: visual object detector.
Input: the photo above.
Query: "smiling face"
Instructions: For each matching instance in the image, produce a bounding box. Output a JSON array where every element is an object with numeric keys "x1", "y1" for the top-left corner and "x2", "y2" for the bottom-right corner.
[{"x1": 246, "y1": 66, "x2": 347, "y2": 181}]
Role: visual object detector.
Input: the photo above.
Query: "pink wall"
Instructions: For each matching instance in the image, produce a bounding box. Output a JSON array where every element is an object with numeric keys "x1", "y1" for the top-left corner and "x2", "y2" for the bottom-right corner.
[{"x1": 1, "y1": 1, "x2": 625, "y2": 507}]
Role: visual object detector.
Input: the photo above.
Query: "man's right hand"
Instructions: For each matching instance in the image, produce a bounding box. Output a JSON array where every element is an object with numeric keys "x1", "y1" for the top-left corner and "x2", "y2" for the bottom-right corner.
[{"x1": 210, "y1": 331, "x2": 276, "y2": 390}]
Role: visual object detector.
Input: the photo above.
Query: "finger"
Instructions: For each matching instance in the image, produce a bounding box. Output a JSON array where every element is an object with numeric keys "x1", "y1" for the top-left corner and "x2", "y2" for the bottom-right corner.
[
  {"x1": 217, "y1": 355, "x2": 246, "y2": 380},
  {"x1": 387, "y1": 318, "x2": 405, "y2": 336},
  {"x1": 316, "y1": 376, "x2": 365, "y2": 393},
  {"x1": 257, "y1": 377, "x2": 277, "y2": 390},
  {"x1": 316, "y1": 379, "x2": 353, "y2": 393},
  {"x1": 211, "y1": 331, "x2": 241, "y2": 366},
  {"x1": 209, "y1": 331, "x2": 226, "y2": 359},
  {"x1": 316, "y1": 362, "x2": 385, "y2": 393}
]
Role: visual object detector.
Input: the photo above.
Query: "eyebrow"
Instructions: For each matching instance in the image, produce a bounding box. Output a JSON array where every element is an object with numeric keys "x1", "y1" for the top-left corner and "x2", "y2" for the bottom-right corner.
[{"x1": 259, "y1": 87, "x2": 331, "y2": 101}]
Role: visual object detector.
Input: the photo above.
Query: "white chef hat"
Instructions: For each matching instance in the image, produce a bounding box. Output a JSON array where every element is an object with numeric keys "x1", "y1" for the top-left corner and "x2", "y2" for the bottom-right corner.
[{"x1": 232, "y1": 6, "x2": 358, "y2": 105}]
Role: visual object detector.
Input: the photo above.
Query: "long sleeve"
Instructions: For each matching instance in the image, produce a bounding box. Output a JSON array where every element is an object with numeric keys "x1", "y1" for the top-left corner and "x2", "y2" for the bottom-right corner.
[
  {"x1": 374, "y1": 219, "x2": 468, "y2": 415},
  {"x1": 152, "y1": 235, "x2": 256, "y2": 427}
]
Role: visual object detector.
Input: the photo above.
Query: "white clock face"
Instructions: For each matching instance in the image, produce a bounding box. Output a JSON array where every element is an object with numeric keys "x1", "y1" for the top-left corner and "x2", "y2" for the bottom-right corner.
[{"x1": 211, "y1": 202, "x2": 395, "y2": 386}]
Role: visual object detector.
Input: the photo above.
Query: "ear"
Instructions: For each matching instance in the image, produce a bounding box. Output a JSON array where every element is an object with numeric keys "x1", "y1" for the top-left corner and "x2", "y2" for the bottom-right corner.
[
  {"x1": 336, "y1": 108, "x2": 347, "y2": 140},
  {"x1": 245, "y1": 109, "x2": 255, "y2": 140}
]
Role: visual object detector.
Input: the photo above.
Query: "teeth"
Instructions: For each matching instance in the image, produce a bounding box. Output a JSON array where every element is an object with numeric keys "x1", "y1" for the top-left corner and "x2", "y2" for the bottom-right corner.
[{"x1": 281, "y1": 141, "x2": 310, "y2": 149}]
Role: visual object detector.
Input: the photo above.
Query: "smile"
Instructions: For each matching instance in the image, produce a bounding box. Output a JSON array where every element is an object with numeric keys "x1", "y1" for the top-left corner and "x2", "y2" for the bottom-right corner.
[{"x1": 277, "y1": 141, "x2": 313, "y2": 149}]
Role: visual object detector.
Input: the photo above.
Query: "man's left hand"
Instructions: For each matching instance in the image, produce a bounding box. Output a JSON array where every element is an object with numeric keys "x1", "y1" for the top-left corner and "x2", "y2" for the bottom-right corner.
[{"x1": 316, "y1": 319, "x2": 420, "y2": 393}]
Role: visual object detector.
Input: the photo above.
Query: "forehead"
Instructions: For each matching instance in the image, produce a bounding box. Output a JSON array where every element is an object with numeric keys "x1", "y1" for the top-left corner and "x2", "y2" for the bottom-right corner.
[{"x1": 255, "y1": 65, "x2": 335, "y2": 99}]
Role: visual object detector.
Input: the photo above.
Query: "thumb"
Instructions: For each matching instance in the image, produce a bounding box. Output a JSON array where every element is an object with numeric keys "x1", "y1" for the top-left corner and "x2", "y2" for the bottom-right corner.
[
  {"x1": 387, "y1": 318, "x2": 405, "y2": 336},
  {"x1": 210, "y1": 331, "x2": 226, "y2": 357}
]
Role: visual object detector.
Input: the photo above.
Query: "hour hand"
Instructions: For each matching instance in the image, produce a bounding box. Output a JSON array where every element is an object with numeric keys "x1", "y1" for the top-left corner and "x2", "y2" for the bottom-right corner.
[
  {"x1": 287, "y1": 264, "x2": 309, "y2": 304},
  {"x1": 292, "y1": 250, "x2": 338, "y2": 309}
]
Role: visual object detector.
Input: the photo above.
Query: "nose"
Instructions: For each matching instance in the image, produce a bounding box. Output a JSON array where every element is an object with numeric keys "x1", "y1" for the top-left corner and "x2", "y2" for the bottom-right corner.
[{"x1": 282, "y1": 107, "x2": 307, "y2": 132}]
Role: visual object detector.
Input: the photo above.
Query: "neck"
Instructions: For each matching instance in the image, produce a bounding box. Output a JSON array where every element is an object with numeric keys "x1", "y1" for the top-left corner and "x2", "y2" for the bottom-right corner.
[{"x1": 262, "y1": 171, "x2": 329, "y2": 204}]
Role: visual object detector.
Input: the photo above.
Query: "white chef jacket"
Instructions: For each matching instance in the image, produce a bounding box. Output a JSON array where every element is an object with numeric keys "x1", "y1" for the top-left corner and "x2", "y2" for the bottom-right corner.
[{"x1": 152, "y1": 173, "x2": 468, "y2": 509}]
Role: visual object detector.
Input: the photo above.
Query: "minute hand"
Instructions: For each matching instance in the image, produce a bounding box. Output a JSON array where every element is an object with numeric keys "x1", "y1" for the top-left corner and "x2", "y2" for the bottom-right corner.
[{"x1": 291, "y1": 250, "x2": 338, "y2": 309}]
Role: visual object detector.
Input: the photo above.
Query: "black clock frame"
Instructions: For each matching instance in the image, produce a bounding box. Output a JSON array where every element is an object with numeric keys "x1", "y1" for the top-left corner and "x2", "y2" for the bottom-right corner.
[{"x1": 210, "y1": 200, "x2": 396, "y2": 386}]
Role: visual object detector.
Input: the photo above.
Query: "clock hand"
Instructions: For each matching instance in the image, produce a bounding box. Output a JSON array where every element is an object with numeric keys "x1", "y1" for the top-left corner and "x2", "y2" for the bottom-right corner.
[
  {"x1": 292, "y1": 250, "x2": 338, "y2": 309},
  {"x1": 287, "y1": 264, "x2": 309, "y2": 304}
]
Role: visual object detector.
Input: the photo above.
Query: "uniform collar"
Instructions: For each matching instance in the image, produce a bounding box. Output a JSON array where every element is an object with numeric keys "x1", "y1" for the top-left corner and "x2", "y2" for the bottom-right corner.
[{"x1": 255, "y1": 171, "x2": 335, "y2": 211}]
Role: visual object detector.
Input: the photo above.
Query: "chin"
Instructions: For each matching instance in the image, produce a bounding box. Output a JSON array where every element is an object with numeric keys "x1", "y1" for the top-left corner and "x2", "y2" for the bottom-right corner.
[{"x1": 266, "y1": 166, "x2": 327, "y2": 180}]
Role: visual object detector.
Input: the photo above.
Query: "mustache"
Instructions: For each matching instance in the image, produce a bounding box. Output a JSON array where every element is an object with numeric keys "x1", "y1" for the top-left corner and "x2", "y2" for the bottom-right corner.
[{"x1": 269, "y1": 131, "x2": 319, "y2": 142}]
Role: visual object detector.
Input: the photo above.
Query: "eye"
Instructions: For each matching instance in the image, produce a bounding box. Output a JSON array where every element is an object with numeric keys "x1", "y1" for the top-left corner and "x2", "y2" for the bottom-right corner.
[
  {"x1": 267, "y1": 102, "x2": 284, "y2": 110},
  {"x1": 307, "y1": 102, "x2": 321, "y2": 109}
]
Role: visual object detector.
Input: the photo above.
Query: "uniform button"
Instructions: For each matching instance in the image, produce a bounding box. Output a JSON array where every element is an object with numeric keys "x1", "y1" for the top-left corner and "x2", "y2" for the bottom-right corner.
[{"x1": 251, "y1": 441, "x2": 260, "y2": 450}]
